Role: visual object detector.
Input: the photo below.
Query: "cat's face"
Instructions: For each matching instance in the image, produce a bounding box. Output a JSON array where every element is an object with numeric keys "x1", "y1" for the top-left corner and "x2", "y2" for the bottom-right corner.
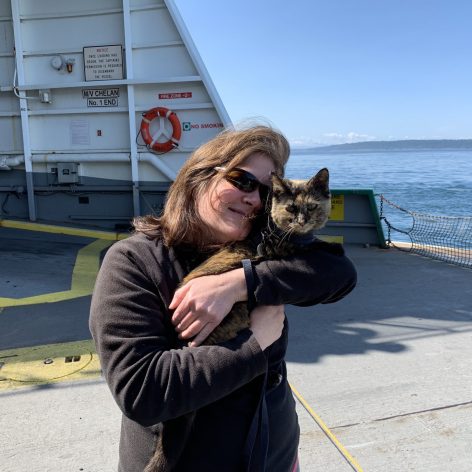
[{"x1": 270, "y1": 168, "x2": 331, "y2": 234}]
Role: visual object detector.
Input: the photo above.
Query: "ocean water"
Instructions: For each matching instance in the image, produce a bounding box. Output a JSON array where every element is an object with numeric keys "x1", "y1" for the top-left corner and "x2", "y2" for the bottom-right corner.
[{"x1": 286, "y1": 149, "x2": 472, "y2": 243}]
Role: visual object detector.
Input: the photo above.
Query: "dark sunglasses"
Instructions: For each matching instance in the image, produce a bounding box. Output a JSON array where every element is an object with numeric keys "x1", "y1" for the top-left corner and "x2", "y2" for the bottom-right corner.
[{"x1": 215, "y1": 167, "x2": 270, "y2": 200}]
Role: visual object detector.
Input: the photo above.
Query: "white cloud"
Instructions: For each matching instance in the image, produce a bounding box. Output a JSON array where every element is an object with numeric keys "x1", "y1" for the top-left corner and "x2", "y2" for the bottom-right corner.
[
  {"x1": 291, "y1": 132, "x2": 380, "y2": 148},
  {"x1": 289, "y1": 136, "x2": 324, "y2": 148},
  {"x1": 322, "y1": 132, "x2": 377, "y2": 144}
]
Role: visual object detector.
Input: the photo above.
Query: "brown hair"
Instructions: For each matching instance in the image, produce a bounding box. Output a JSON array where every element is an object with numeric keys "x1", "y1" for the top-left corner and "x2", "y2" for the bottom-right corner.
[{"x1": 133, "y1": 125, "x2": 290, "y2": 248}]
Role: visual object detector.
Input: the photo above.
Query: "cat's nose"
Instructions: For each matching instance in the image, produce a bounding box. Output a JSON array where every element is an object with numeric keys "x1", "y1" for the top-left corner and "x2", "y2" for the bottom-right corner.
[{"x1": 297, "y1": 215, "x2": 306, "y2": 226}]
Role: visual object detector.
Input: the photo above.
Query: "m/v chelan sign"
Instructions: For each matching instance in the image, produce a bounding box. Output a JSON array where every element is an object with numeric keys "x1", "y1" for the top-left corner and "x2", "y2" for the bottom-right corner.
[{"x1": 82, "y1": 88, "x2": 120, "y2": 107}]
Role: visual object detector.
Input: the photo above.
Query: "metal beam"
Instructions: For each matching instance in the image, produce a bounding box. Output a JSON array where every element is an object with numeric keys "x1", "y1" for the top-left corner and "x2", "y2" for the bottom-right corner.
[
  {"x1": 10, "y1": 0, "x2": 36, "y2": 221},
  {"x1": 122, "y1": 0, "x2": 141, "y2": 216}
]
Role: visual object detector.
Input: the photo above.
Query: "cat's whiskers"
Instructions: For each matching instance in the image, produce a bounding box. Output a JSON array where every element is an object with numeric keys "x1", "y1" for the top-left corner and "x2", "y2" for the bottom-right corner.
[
  {"x1": 263, "y1": 218, "x2": 285, "y2": 247},
  {"x1": 277, "y1": 226, "x2": 295, "y2": 248},
  {"x1": 265, "y1": 216, "x2": 278, "y2": 236}
]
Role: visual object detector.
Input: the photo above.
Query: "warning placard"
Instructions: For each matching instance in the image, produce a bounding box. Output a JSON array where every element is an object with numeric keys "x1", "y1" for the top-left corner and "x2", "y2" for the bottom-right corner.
[
  {"x1": 83, "y1": 45, "x2": 123, "y2": 81},
  {"x1": 70, "y1": 120, "x2": 90, "y2": 145}
]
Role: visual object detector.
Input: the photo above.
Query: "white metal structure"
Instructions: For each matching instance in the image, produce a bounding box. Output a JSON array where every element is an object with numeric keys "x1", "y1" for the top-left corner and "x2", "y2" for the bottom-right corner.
[{"x1": 0, "y1": 0, "x2": 230, "y2": 228}]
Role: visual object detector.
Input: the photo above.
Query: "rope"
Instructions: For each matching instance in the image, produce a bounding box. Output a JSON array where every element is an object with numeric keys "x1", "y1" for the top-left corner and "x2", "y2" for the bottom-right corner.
[
  {"x1": 290, "y1": 383, "x2": 364, "y2": 472},
  {"x1": 379, "y1": 195, "x2": 472, "y2": 268}
]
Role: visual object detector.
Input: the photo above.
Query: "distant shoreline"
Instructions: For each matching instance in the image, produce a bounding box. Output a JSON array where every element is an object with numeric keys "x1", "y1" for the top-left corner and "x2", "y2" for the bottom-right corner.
[{"x1": 291, "y1": 139, "x2": 472, "y2": 154}]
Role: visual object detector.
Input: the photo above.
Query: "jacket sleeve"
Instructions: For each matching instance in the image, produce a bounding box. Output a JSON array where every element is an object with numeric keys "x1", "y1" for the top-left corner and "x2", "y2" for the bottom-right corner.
[
  {"x1": 89, "y1": 238, "x2": 267, "y2": 427},
  {"x1": 251, "y1": 245, "x2": 357, "y2": 307}
]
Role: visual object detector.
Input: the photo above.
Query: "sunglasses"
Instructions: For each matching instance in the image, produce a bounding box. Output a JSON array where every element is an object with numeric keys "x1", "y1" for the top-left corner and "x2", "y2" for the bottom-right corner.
[{"x1": 215, "y1": 166, "x2": 270, "y2": 200}]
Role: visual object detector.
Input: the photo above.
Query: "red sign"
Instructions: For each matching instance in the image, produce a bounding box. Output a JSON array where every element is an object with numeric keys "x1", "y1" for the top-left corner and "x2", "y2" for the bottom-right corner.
[{"x1": 158, "y1": 92, "x2": 192, "y2": 99}]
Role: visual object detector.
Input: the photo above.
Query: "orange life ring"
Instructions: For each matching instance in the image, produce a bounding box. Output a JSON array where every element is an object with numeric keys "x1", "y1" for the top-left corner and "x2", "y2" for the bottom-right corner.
[{"x1": 140, "y1": 107, "x2": 182, "y2": 153}]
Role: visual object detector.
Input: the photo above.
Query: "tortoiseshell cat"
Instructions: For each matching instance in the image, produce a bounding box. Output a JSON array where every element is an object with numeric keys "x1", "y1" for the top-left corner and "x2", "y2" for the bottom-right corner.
[{"x1": 145, "y1": 168, "x2": 338, "y2": 472}]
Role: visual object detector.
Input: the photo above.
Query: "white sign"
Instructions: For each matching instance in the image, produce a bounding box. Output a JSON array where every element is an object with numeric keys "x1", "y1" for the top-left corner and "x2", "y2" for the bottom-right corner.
[
  {"x1": 83, "y1": 45, "x2": 123, "y2": 81},
  {"x1": 70, "y1": 120, "x2": 90, "y2": 145},
  {"x1": 82, "y1": 88, "x2": 120, "y2": 107}
]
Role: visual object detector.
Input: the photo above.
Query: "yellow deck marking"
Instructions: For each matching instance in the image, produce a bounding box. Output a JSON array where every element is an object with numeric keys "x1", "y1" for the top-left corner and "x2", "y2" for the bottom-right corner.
[
  {"x1": 317, "y1": 234, "x2": 344, "y2": 244},
  {"x1": 290, "y1": 383, "x2": 364, "y2": 472},
  {"x1": 0, "y1": 340, "x2": 101, "y2": 391},
  {"x1": 0, "y1": 239, "x2": 113, "y2": 307},
  {"x1": 0, "y1": 218, "x2": 128, "y2": 240}
]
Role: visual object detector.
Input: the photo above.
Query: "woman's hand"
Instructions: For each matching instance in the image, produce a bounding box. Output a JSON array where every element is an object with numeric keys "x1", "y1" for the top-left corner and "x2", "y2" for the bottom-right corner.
[
  {"x1": 169, "y1": 268, "x2": 247, "y2": 347},
  {"x1": 250, "y1": 305, "x2": 285, "y2": 351}
]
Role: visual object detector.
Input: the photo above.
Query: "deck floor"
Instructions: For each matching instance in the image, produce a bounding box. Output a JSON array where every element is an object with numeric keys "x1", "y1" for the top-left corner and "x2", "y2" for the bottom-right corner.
[{"x1": 1, "y1": 227, "x2": 471, "y2": 472}]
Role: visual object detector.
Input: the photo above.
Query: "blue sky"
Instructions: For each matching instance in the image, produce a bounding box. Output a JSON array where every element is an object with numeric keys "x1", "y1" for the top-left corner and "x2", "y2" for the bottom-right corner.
[{"x1": 173, "y1": 0, "x2": 472, "y2": 146}]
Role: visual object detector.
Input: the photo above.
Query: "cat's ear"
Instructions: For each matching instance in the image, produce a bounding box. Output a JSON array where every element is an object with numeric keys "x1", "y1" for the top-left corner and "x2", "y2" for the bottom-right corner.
[
  {"x1": 271, "y1": 172, "x2": 292, "y2": 196},
  {"x1": 308, "y1": 168, "x2": 330, "y2": 196}
]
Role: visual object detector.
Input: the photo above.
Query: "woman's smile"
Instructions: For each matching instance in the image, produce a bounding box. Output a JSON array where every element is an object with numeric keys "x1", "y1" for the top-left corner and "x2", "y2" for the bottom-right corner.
[{"x1": 197, "y1": 152, "x2": 275, "y2": 243}]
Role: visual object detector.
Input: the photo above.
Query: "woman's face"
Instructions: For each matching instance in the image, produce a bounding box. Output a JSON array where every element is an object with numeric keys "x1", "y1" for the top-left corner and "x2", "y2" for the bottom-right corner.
[{"x1": 198, "y1": 152, "x2": 276, "y2": 243}]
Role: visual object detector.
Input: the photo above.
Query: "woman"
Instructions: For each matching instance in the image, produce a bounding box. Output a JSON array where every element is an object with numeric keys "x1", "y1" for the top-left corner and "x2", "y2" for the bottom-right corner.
[{"x1": 89, "y1": 125, "x2": 356, "y2": 472}]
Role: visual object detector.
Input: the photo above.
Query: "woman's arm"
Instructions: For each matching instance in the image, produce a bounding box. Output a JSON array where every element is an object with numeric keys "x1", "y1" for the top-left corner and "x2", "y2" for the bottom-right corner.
[
  {"x1": 173, "y1": 245, "x2": 356, "y2": 341},
  {"x1": 89, "y1": 238, "x2": 268, "y2": 427},
  {"x1": 252, "y1": 245, "x2": 357, "y2": 306},
  {"x1": 170, "y1": 268, "x2": 247, "y2": 346}
]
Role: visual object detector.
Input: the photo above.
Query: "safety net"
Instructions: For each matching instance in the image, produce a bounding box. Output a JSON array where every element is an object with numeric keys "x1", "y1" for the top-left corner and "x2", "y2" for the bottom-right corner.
[{"x1": 379, "y1": 195, "x2": 472, "y2": 269}]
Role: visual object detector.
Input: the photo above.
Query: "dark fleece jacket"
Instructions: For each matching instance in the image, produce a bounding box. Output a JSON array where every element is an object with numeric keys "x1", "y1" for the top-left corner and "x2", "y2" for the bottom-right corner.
[{"x1": 89, "y1": 232, "x2": 356, "y2": 471}]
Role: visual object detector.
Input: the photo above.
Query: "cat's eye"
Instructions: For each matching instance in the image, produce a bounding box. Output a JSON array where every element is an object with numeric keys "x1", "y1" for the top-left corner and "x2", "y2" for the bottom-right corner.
[
  {"x1": 286, "y1": 204, "x2": 297, "y2": 213},
  {"x1": 307, "y1": 204, "x2": 318, "y2": 211}
]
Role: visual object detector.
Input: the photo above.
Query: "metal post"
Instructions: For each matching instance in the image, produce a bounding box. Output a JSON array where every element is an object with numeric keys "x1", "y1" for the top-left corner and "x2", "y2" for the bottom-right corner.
[
  {"x1": 10, "y1": 0, "x2": 37, "y2": 221},
  {"x1": 122, "y1": 0, "x2": 141, "y2": 217}
]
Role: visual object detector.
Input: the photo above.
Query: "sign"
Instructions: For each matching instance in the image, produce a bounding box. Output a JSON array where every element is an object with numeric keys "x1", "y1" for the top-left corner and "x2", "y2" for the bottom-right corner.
[
  {"x1": 83, "y1": 45, "x2": 123, "y2": 81},
  {"x1": 70, "y1": 120, "x2": 90, "y2": 145},
  {"x1": 87, "y1": 98, "x2": 118, "y2": 107},
  {"x1": 82, "y1": 88, "x2": 120, "y2": 107},
  {"x1": 182, "y1": 122, "x2": 224, "y2": 131},
  {"x1": 159, "y1": 92, "x2": 192, "y2": 99},
  {"x1": 329, "y1": 194, "x2": 345, "y2": 221}
]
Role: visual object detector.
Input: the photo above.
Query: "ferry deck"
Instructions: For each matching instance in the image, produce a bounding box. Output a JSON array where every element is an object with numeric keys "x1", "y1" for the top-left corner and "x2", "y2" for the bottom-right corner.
[{"x1": 1, "y1": 223, "x2": 470, "y2": 472}]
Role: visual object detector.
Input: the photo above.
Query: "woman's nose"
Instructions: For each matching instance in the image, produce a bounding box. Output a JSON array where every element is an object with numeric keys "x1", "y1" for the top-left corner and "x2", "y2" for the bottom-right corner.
[{"x1": 243, "y1": 189, "x2": 262, "y2": 209}]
